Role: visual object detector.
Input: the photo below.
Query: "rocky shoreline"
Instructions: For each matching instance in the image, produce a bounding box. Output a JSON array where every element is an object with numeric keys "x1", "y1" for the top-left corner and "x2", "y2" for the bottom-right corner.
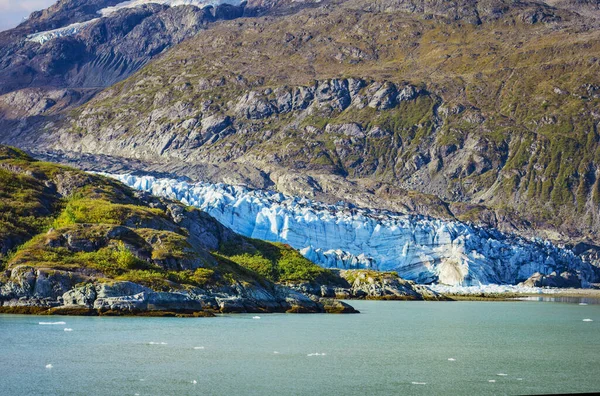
[
  {"x1": 3, "y1": 266, "x2": 598, "y2": 316},
  {"x1": 0, "y1": 266, "x2": 446, "y2": 317},
  {"x1": 0, "y1": 266, "x2": 364, "y2": 316}
]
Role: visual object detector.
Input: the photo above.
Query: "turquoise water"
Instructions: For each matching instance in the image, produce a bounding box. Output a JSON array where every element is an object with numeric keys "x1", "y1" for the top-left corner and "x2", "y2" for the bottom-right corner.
[{"x1": 1, "y1": 301, "x2": 599, "y2": 395}]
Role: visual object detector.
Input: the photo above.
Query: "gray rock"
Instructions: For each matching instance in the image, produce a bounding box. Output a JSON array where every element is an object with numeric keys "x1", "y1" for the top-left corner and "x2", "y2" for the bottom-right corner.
[
  {"x1": 94, "y1": 292, "x2": 148, "y2": 311},
  {"x1": 368, "y1": 82, "x2": 398, "y2": 110},
  {"x1": 147, "y1": 292, "x2": 204, "y2": 311},
  {"x1": 520, "y1": 271, "x2": 582, "y2": 288},
  {"x1": 95, "y1": 282, "x2": 152, "y2": 298},
  {"x1": 62, "y1": 283, "x2": 97, "y2": 307},
  {"x1": 201, "y1": 115, "x2": 232, "y2": 136}
]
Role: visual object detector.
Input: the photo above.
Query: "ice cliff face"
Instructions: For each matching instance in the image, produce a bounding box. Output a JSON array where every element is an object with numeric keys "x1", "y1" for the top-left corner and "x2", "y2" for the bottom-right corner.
[{"x1": 105, "y1": 173, "x2": 598, "y2": 286}]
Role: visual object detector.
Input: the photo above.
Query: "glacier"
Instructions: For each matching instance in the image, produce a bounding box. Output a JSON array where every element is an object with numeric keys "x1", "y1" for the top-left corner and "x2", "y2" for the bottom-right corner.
[
  {"x1": 27, "y1": 19, "x2": 101, "y2": 44},
  {"x1": 104, "y1": 173, "x2": 598, "y2": 286}
]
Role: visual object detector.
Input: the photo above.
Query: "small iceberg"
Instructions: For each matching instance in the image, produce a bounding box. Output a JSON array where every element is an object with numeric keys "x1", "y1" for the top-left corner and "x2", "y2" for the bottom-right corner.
[
  {"x1": 191, "y1": 380, "x2": 197, "y2": 385},
  {"x1": 63, "y1": 328, "x2": 73, "y2": 332},
  {"x1": 39, "y1": 322, "x2": 66, "y2": 325},
  {"x1": 307, "y1": 353, "x2": 327, "y2": 357},
  {"x1": 252, "y1": 316, "x2": 261, "y2": 320},
  {"x1": 193, "y1": 346, "x2": 205, "y2": 350},
  {"x1": 273, "y1": 351, "x2": 280, "y2": 354},
  {"x1": 148, "y1": 342, "x2": 168, "y2": 345},
  {"x1": 583, "y1": 319, "x2": 594, "y2": 322},
  {"x1": 411, "y1": 382, "x2": 426, "y2": 385},
  {"x1": 45, "y1": 364, "x2": 53, "y2": 369},
  {"x1": 516, "y1": 378, "x2": 523, "y2": 381},
  {"x1": 488, "y1": 380, "x2": 496, "y2": 383},
  {"x1": 497, "y1": 373, "x2": 508, "y2": 376},
  {"x1": 579, "y1": 303, "x2": 588, "y2": 306},
  {"x1": 448, "y1": 358, "x2": 456, "y2": 361}
]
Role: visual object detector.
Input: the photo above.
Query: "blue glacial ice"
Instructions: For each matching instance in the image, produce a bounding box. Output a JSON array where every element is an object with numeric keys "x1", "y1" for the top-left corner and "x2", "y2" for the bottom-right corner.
[{"x1": 104, "y1": 173, "x2": 598, "y2": 286}]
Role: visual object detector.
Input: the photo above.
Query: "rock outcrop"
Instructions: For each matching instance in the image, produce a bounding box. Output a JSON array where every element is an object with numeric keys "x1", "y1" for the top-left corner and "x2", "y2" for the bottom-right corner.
[
  {"x1": 519, "y1": 271, "x2": 583, "y2": 288},
  {"x1": 289, "y1": 270, "x2": 445, "y2": 300},
  {"x1": 0, "y1": 266, "x2": 329, "y2": 314}
]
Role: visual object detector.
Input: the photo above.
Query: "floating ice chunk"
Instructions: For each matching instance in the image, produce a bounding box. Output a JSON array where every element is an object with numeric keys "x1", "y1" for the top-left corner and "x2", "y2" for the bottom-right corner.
[
  {"x1": 411, "y1": 382, "x2": 427, "y2": 385},
  {"x1": 583, "y1": 318, "x2": 593, "y2": 322},
  {"x1": 193, "y1": 346, "x2": 205, "y2": 350},
  {"x1": 139, "y1": 379, "x2": 145, "y2": 382},
  {"x1": 191, "y1": 380, "x2": 197, "y2": 384},
  {"x1": 273, "y1": 351, "x2": 280, "y2": 354},
  {"x1": 307, "y1": 353, "x2": 327, "y2": 357},
  {"x1": 252, "y1": 316, "x2": 261, "y2": 320},
  {"x1": 497, "y1": 373, "x2": 508, "y2": 376},
  {"x1": 516, "y1": 378, "x2": 523, "y2": 381},
  {"x1": 148, "y1": 341, "x2": 168, "y2": 345},
  {"x1": 488, "y1": 380, "x2": 496, "y2": 383},
  {"x1": 39, "y1": 322, "x2": 66, "y2": 325},
  {"x1": 64, "y1": 328, "x2": 73, "y2": 332},
  {"x1": 579, "y1": 303, "x2": 588, "y2": 306},
  {"x1": 447, "y1": 358, "x2": 456, "y2": 361},
  {"x1": 45, "y1": 364, "x2": 53, "y2": 369}
]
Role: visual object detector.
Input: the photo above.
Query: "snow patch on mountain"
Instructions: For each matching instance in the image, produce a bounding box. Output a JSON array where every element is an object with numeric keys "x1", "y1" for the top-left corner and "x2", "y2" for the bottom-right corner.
[
  {"x1": 103, "y1": 173, "x2": 598, "y2": 286},
  {"x1": 98, "y1": 0, "x2": 242, "y2": 17},
  {"x1": 27, "y1": 19, "x2": 100, "y2": 44}
]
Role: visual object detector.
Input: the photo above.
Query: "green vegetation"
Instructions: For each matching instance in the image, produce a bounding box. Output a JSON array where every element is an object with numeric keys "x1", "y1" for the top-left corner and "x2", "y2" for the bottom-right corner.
[
  {"x1": 54, "y1": 198, "x2": 166, "y2": 228},
  {"x1": 342, "y1": 270, "x2": 400, "y2": 285},
  {"x1": 217, "y1": 239, "x2": 337, "y2": 284}
]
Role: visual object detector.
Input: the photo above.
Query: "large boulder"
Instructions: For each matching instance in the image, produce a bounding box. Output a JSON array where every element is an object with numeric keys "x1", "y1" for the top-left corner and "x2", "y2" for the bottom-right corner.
[{"x1": 520, "y1": 271, "x2": 582, "y2": 288}]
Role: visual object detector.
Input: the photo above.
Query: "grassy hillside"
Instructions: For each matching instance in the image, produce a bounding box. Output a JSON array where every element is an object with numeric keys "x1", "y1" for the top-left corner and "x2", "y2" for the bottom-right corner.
[{"x1": 0, "y1": 146, "x2": 334, "y2": 291}]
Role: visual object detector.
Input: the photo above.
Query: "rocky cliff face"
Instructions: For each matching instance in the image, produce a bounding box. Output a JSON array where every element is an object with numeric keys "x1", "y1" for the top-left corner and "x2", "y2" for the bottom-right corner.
[{"x1": 0, "y1": 266, "x2": 330, "y2": 315}]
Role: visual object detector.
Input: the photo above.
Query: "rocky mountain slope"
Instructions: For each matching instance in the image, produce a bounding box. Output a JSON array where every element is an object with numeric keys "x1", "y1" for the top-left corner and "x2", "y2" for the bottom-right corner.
[
  {"x1": 0, "y1": 0, "x2": 248, "y2": 95},
  {"x1": 0, "y1": 145, "x2": 443, "y2": 315},
  {"x1": 1, "y1": 0, "x2": 600, "y2": 267}
]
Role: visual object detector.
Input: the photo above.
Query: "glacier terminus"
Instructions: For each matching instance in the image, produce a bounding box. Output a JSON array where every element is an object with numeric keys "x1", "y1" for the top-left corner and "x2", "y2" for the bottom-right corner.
[{"x1": 105, "y1": 173, "x2": 598, "y2": 287}]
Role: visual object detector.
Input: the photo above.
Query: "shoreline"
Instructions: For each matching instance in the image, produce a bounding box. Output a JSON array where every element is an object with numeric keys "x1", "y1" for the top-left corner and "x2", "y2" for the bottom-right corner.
[
  {"x1": 3, "y1": 288, "x2": 600, "y2": 317},
  {"x1": 441, "y1": 288, "x2": 600, "y2": 302}
]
